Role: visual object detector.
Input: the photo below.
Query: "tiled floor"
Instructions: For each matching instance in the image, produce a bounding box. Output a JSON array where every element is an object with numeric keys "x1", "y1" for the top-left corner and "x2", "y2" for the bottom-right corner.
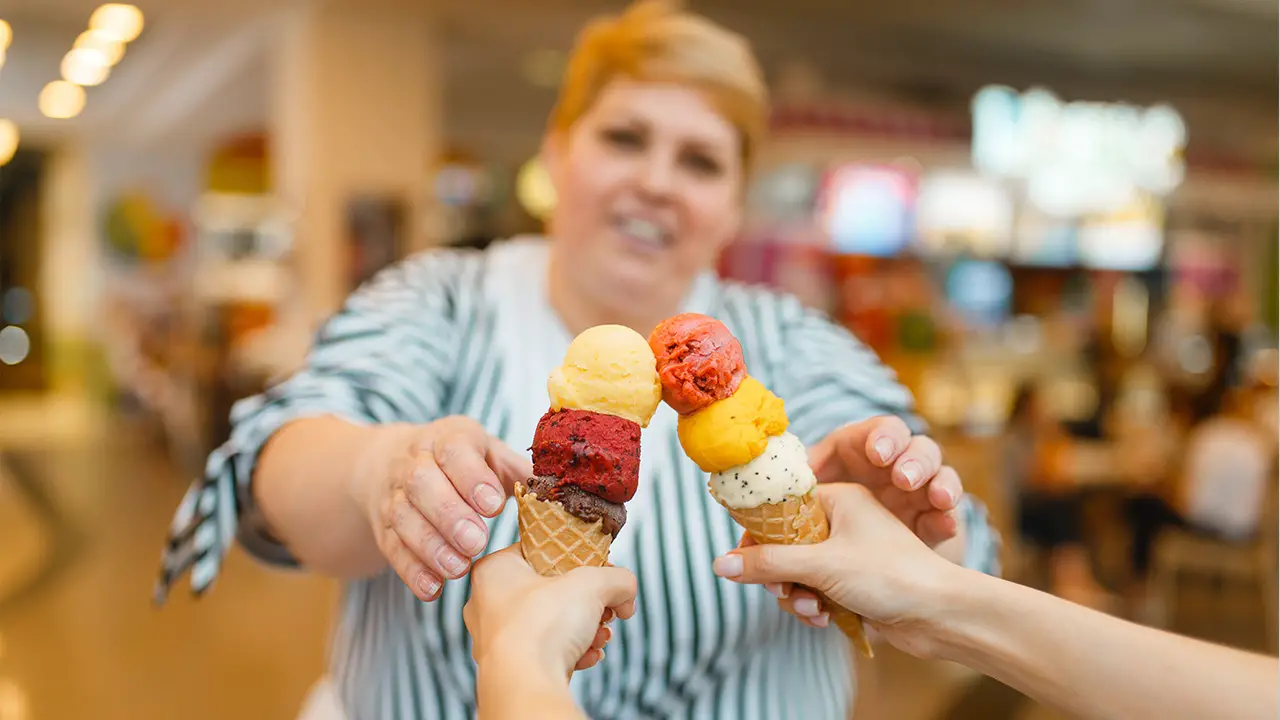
[{"x1": 0, "y1": 418, "x2": 1270, "y2": 719}]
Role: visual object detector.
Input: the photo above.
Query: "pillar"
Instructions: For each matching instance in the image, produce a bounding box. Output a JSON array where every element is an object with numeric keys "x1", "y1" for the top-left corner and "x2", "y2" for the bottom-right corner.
[{"x1": 269, "y1": 0, "x2": 443, "y2": 327}]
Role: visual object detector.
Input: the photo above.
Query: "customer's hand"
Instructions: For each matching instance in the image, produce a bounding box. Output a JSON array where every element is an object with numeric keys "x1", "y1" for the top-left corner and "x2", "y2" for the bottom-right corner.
[
  {"x1": 465, "y1": 545, "x2": 637, "y2": 676},
  {"x1": 713, "y1": 483, "x2": 961, "y2": 659},
  {"x1": 354, "y1": 416, "x2": 532, "y2": 601},
  {"x1": 809, "y1": 417, "x2": 963, "y2": 547}
]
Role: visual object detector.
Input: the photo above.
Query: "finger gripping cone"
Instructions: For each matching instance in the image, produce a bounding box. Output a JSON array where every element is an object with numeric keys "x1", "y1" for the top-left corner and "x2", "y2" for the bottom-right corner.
[
  {"x1": 515, "y1": 482, "x2": 613, "y2": 577},
  {"x1": 712, "y1": 486, "x2": 874, "y2": 658}
]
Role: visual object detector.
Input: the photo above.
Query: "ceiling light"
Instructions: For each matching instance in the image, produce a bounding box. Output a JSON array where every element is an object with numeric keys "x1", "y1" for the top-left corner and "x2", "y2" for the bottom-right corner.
[
  {"x1": 0, "y1": 20, "x2": 10, "y2": 50},
  {"x1": 89, "y1": 4, "x2": 144, "y2": 43},
  {"x1": 0, "y1": 119, "x2": 17, "y2": 165},
  {"x1": 62, "y1": 48, "x2": 111, "y2": 86},
  {"x1": 39, "y1": 81, "x2": 86, "y2": 119},
  {"x1": 75, "y1": 29, "x2": 125, "y2": 65}
]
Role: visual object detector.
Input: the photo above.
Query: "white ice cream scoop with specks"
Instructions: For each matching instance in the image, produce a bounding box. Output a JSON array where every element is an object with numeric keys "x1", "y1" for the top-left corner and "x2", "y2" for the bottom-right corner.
[{"x1": 708, "y1": 432, "x2": 817, "y2": 509}]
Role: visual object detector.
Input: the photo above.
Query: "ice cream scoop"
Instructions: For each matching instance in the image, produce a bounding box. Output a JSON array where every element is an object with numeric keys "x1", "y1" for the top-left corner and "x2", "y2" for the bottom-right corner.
[
  {"x1": 531, "y1": 408, "x2": 642, "y2": 504},
  {"x1": 525, "y1": 474, "x2": 627, "y2": 538},
  {"x1": 648, "y1": 313, "x2": 747, "y2": 414},
  {"x1": 709, "y1": 432, "x2": 816, "y2": 508},
  {"x1": 676, "y1": 376, "x2": 788, "y2": 473},
  {"x1": 548, "y1": 324, "x2": 662, "y2": 427}
]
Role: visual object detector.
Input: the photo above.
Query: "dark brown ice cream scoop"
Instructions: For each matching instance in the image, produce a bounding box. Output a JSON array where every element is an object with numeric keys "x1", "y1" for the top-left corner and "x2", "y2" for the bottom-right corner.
[{"x1": 526, "y1": 474, "x2": 627, "y2": 538}]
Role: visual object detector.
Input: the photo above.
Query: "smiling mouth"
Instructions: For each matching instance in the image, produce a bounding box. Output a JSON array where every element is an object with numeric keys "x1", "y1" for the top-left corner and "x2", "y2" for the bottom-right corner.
[{"x1": 613, "y1": 216, "x2": 673, "y2": 251}]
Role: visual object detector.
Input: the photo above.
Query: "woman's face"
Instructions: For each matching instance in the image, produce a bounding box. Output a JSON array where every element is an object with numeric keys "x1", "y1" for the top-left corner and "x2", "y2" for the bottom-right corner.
[{"x1": 545, "y1": 78, "x2": 744, "y2": 312}]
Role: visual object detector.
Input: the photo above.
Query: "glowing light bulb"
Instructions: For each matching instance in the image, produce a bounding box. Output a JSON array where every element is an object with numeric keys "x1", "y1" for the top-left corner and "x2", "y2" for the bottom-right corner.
[
  {"x1": 62, "y1": 48, "x2": 111, "y2": 86},
  {"x1": 75, "y1": 29, "x2": 125, "y2": 65},
  {"x1": 39, "y1": 81, "x2": 86, "y2": 119},
  {"x1": 89, "y1": 4, "x2": 144, "y2": 43}
]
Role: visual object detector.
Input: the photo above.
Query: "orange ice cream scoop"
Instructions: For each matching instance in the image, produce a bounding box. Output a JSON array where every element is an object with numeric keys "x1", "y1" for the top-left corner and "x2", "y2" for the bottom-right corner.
[
  {"x1": 676, "y1": 376, "x2": 788, "y2": 473},
  {"x1": 648, "y1": 313, "x2": 747, "y2": 415}
]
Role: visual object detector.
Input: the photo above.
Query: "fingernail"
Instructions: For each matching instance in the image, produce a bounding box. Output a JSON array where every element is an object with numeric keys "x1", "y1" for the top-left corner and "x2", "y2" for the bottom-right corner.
[
  {"x1": 811, "y1": 613, "x2": 830, "y2": 628},
  {"x1": 764, "y1": 583, "x2": 785, "y2": 598},
  {"x1": 794, "y1": 598, "x2": 821, "y2": 617},
  {"x1": 900, "y1": 461, "x2": 922, "y2": 489},
  {"x1": 473, "y1": 484, "x2": 503, "y2": 515},
  {"x1": 455, "y1": 520, "x2": 487, "y2": 556},
  {"x1": 713, "y1": 554, "x2": 743, "y2": 578},
  {"x1": 417, "y1": 573, "x2": 440, "y2": 599},
  {"x1": 440, "y1": 550, "x2": 467, "y2": 578},
  {"x1": 874, "y1": 438, "x2": 895, "y2": 464}
]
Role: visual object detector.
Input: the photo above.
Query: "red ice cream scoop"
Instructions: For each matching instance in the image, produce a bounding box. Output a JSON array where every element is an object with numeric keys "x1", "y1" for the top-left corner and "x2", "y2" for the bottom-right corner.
[
  {"x1": 531, "y1": 408, "x2": 642, "y2": 504},
  {"x1": 648, "y1": 313, "x2": 747, "y2": 415}
]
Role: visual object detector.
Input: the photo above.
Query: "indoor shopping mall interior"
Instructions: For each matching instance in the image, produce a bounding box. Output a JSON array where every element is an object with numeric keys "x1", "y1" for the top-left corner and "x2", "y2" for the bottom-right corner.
[{"x1": 0, "y1": 0, "x2": 1276, "y2": 718}]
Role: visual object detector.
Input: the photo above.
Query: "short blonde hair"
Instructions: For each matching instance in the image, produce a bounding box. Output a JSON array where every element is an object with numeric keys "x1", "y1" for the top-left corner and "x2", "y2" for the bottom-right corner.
[{"x1": 549, "y1": 0, "x2": 769, "y2": 170}]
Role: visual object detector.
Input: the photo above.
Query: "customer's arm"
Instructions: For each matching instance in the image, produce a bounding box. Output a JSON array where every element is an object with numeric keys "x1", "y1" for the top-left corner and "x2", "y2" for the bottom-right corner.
[
  {"x1": 714, "y1": 483, "x2": 1277, "y2": 720},
  {"x1": 935, "y1": 568, "x2": 1277, "y2": 720},
  {"x1": 468, "y1": 546, "x2": 638, "y2": 720}
]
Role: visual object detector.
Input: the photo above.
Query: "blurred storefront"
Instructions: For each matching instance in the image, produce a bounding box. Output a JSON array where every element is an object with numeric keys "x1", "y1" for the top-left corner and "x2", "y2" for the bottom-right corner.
[{"x1": 720, "y1": 79, "x2": 1278, "y2": 442}]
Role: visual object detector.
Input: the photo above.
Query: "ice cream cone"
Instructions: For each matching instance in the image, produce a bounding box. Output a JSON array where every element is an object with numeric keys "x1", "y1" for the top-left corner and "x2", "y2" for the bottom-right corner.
[
  {"x1": 711, "y1": 485, "x2": 873, "y2": 658},
  {"x1": 515, "y1": 482, "x2": 613, "y2": 577}
]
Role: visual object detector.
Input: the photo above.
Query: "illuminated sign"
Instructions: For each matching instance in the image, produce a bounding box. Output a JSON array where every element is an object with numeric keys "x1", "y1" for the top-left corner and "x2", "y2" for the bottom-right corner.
[{"x1": 971, "y1": 85, "x2": 1186, "y2": 217}]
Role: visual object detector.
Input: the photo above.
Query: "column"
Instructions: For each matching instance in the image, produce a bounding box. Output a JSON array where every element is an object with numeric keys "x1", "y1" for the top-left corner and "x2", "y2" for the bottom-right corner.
[{"x1": 270, "y1": 0, "x2": 443, "y2": 326}]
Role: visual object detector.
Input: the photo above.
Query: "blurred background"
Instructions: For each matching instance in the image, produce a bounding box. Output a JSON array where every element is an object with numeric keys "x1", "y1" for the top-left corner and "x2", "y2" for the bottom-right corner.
[{"x1": 0, "y1": 0, "x2": 1275, "y2": 718}]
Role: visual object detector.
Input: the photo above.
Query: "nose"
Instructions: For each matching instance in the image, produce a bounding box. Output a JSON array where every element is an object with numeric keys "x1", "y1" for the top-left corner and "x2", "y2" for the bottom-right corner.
[{"x1": 637, "y1": 149, "x2": 676, "y2": 201}]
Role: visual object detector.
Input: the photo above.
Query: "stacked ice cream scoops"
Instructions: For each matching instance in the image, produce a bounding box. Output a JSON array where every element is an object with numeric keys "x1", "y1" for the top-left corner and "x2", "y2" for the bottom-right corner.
[
  {"x1": 515, "y1": 325, "x2": 661, "y2": 576},
  {"x1": 648, "y1": 313, "x2": 873, "y2": 657}
]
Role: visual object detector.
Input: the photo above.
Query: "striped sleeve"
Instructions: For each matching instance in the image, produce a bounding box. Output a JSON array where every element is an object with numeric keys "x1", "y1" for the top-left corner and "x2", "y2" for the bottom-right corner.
[
  {"x1": 154, "y1": 250, "x2": 477, "y2": 602},
  {"x1": 761, "y1": 292, "x2": 1002, "y2": 577}
]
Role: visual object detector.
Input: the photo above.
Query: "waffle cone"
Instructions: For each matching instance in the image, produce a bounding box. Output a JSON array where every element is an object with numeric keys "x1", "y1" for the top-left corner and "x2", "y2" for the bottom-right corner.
[
  {"x1": 515, "y1": 482, "x2": 613, "y2": 576},
  {"x1": 712, "y1": 486, "x2": 873, "y2": 658}
]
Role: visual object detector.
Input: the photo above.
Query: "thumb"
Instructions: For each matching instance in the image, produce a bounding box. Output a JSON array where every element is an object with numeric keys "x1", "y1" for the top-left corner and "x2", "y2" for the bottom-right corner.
[
  {"x1": 486, "y1": 436, "x2": 534, "y2": 494},
  {"x1": 713, "y1": 541, "x2": 828, "y2": 589},
  {"x1": 566, "y1": 566, "x2": 638, "y2": 614}
]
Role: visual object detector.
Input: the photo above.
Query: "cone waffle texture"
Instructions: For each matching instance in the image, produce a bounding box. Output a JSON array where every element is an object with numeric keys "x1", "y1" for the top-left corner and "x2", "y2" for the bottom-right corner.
[
  {"x1": 711, "y1": 485, "x2": 874, "y2": 658},
  {"x1": 515, "y1": 482, "x2": 613, "y2": 577}
]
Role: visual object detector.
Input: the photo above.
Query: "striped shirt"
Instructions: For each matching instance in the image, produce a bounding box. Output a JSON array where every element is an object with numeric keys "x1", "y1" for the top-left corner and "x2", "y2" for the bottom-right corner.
[{"x1": 157, "y1": 236, "x2": 1000, "y2": 720}]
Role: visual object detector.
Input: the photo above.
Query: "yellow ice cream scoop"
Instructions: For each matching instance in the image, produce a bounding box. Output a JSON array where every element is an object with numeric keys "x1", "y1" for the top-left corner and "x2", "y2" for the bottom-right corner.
[
  {"x1": 676, "y1": 375, "x2": 788, "y2": 473},
  {"x1": 548, "y1": 324, "x2": 662, "y2": 427}
]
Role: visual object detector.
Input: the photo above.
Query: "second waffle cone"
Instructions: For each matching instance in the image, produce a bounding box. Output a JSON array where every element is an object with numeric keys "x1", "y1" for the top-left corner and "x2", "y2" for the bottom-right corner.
[{"x1": 711, "y1": 486, "x2": 874, "y2": 658}]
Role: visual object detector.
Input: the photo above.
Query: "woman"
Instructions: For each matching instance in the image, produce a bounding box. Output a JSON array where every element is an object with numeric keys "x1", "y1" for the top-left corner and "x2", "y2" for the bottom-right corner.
[
  {"x1": 156, "y1": 2, "x2": 999, "y2": 718},
  {"x1": 1005, "y1": 384, "x2": 1107, "y2": 606},
  {"x1": 710, "y1": 483, "x2": 1278, "y2": 720}
]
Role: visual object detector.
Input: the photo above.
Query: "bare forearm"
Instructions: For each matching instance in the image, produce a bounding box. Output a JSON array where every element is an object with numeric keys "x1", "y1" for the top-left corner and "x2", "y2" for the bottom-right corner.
[
  {"x1": 477, "y1": 656, "x2": 583, "y2": 720},
  {"x1": 253, "y1": 416, "x2": 414, "y2": 578},
  {"x1": 934, "y1": 568, "x2": 1279, "y2": 720}
]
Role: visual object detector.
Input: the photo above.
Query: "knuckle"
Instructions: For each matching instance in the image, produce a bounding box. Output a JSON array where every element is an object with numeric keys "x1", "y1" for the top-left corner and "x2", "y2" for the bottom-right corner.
[
  {"x1": 390, "y1": 500, "x2": 415, "y2": 531},
  {"x1": 433, "y1": 435, "x2": 465, "y2": 465},
  {"x1": 753, "y1": 546, "x2": 779, "y2": 574}
]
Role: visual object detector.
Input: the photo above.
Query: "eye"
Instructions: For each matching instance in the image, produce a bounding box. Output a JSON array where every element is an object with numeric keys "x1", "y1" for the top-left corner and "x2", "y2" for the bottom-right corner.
[
  {"x1": 601, "y1": 127, "x2": 645, "y2": 150},
  {"x1": 681, "y1": 150, "x2": 723, "y2": 177}
]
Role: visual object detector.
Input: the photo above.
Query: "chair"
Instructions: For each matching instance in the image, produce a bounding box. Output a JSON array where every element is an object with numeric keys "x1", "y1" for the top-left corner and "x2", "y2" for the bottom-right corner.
[{"x1": 1148, "y1": 422, "x2": 1277, "y2": 652}]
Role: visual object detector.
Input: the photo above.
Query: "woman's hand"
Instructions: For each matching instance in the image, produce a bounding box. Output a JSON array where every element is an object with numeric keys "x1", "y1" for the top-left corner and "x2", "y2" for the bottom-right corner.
[
  {"x1": 465, "y1": 545, "x2": 638, "y2": 676},
  {"x1": 808, "y1": 416, "x2": 963, "y2": 547},
  {"x1": 354, "y1": 416, "x2": 532, "y2": 601},
  {"x1": 712, "y1": 483, "x2": 962, "y2": 659}
]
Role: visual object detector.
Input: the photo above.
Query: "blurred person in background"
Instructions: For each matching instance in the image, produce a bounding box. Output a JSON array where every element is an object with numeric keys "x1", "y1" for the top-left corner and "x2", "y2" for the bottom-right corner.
[
  {"x1": 155, "y1": 2, "x2": 1000, "y2": 718},
  {"x1": 1123, "y1": 384, "x2": 1276, "y2": 615},
  {"x1": 1005, "y1": 383, "x2": 1109, "y2": 608}
]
